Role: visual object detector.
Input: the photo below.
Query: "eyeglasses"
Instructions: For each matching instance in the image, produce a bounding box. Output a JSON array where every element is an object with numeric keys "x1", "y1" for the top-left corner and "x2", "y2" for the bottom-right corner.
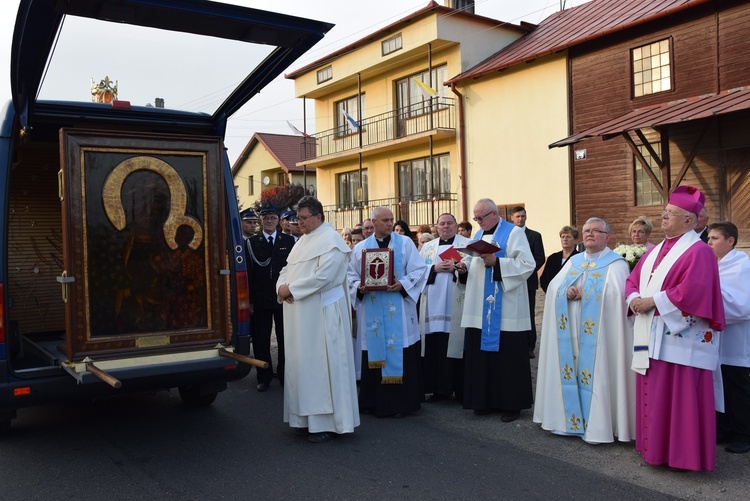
[
  {"x1": 582, "y1": 229, "x2": 608, "y2": 235},
  {"x1": 261, "y1": 214, "x2": 279, "y2": 221},
  {"x1": 661, "y1": 210, "x2": 691, "y2": 218},
  {"x1": 473, "y1": 211, "x2": 495, "y2": 222}
]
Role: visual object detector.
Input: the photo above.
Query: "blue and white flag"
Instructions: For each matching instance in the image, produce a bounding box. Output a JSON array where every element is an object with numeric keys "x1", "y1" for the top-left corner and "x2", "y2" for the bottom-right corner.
[{"x1": 343, "y1": 111, "x2": 360, "y2": 131}]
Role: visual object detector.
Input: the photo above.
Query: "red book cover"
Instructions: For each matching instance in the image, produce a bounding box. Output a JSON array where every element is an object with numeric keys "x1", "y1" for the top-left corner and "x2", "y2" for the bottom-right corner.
[{"x1": 438, "y1": 246, "x2": 463, "y2": 262}]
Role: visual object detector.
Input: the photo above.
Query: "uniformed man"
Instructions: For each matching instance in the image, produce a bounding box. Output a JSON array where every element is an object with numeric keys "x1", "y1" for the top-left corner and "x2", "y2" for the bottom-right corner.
[
  {"x1": 246, "y1": 202, "x2": 296, "y2": 391},
  {"x1": 240, "y1": 208, "x2": 258, "y2": 239}
]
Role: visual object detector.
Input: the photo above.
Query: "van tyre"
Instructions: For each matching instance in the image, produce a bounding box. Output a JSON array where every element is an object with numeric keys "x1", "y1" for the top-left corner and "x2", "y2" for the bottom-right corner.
[
  {"x1": 178, "y1": 385, "x2": 219, "y2": 407},
  {"x1": 0, "y1": 420, "x2": 11, "y2": 436}
]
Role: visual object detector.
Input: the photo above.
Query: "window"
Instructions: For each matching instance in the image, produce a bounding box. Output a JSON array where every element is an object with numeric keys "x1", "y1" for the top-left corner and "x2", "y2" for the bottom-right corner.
[
  {"x1": 398, "y1": 154, "x2": 450, "y2": 201},
  {"x1": 276, "y1": 172, "x2": 286, "y2": 187},
  {"x1": 632, "y1": 39, "x2": 671, "y2": 98},
  {"x1": 317, "y1": 66, "x2": 332, "y2": 84},
  {"x1": 248, "y1": 175, "x2": 254, "y2": 195},
  {"x1": 634, "y1": 142, "x2": 664, "y2": 206},
  {"x1": 382, "y1": 33, "x2": 402, "y2": 56},
  {"x1": 335, "y1": 94, "x2": 365, "y2": 137},
  {"x1": 338, "y1": 169, "x2": 368, "y2": 207},
  {"x1": 396, "y1": 65, "x2": 448, "y2": 118}
]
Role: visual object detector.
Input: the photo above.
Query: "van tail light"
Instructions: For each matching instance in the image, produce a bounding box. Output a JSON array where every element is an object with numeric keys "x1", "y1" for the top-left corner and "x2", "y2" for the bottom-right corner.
[
  {"x1": 235, "y1": 272, "x2": 250, "y2": 323},
  {"x1": 0, "y1": 283, "x2": 5, "y2": 343}
]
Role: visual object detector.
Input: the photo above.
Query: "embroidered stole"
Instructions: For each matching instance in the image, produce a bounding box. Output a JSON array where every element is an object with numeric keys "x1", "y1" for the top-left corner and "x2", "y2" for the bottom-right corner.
[
  {"x1": 478, "y1": 220, "x2": 513, "y2": 352},
  {"x1": 632, "y1": 231, "x2": 700, "y2": 375},
  {"x1": 555, "y1": 250, "x2": 622, "y2": 435},
  {"x1": 363, "y1": 234, "x2": 405, "y2": 383}
]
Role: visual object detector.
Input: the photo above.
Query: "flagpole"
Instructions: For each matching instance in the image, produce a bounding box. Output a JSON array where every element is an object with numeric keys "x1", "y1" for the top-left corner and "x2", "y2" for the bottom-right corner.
[
  {"x1": 428, "y1": 43, "x2": 434, "y2": 131},
  {"x1": 302, "y1": 95, "x2": 307, "y2": 191},
  {"x1": 357, "y1": 73, "x2": 363, "y2": 149}
]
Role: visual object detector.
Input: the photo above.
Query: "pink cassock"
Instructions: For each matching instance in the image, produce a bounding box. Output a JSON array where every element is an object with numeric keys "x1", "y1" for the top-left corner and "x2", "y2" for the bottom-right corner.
[{"x1": 625, "y1": 237, "x2": 725, "y2": 471}]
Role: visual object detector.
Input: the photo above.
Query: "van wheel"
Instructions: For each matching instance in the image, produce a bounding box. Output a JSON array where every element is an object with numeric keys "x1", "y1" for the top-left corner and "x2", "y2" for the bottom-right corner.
[
  {"x1": 0, "y1": 420, "x2": 11, "y2": 436},
  {"x1": 178, "y1": 385, "x2": 218, "y2": 407}
]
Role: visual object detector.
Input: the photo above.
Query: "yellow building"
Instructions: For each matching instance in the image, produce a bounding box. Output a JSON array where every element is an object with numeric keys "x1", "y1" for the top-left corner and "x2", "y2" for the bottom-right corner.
[
  {"x1": 447, "y1": 53, "x2": 570, "y2": 248},
  {"x1": 286, "y1": 1, "x2": 528, "y2": 229},
  {"x1": 232, "y1": 132, "x2": 314, "y2": 209}
]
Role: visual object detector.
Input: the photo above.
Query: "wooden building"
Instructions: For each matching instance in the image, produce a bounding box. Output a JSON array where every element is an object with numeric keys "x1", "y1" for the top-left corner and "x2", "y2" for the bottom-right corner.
[{"x1": 550, "y1": 0, "x2": 750, "y2": 249}]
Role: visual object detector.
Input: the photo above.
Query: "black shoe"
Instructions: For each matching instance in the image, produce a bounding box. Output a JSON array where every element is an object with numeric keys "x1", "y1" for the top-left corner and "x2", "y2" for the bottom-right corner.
[
  {"x1": 256, "y1": 383, "x2": 269, "y2": 392},
  {"x1": 294, "y1": 428, "x2": 309, "y2": 437},
  {"x1": 725, "y1": 441, "x2": 750, "y2": 454},
  {"x1": 473, "y1": 409, "x2": 492, "y2": 416},
  {"x1": 529, "y1": 351, "x2": 536, "y2": 359},
  {"x1": 500, "y1": 412, "x2": 520, "y2": 423},
  {"x1": 308, "y1": 432, "x2": 335, "y2": 443}
]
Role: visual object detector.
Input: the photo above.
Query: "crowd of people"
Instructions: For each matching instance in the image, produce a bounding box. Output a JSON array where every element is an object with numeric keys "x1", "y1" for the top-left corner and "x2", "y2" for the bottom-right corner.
[{"x1": 237, "y1": 187, "x2": 749, "y2": 471}]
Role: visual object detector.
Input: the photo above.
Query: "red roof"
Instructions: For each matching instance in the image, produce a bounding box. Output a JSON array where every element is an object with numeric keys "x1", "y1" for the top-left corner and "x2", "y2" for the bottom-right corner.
[
  {"x1": 232, "y1": 133, "x2": 306, "y2": 174},
  {"x1": 550, "y1": 86, "x2": 750, "y2": 147},
  {"x1": 447, "y1": 0, "x2": 712, "y2": 84}
]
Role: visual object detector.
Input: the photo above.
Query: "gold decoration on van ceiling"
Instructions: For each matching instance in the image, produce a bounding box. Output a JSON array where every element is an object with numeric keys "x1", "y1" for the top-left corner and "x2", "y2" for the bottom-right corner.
[{"x1": 102, "y1": 156, "x2": 203, "y2": 250}]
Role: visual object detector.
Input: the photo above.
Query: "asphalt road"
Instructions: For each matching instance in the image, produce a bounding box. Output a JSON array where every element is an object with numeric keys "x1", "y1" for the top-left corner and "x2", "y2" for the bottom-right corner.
[
  {"x1": 1, "y1": 291, "x2": 748, "y2": 500},
  {"x1": 0, "y1": 367, "x2": 746, "y2": 501}
]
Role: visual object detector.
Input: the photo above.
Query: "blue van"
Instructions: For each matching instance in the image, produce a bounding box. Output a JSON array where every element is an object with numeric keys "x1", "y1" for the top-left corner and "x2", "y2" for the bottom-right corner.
[{"x1": 0, "y1": 0, "x2": 331, "y2": 433}]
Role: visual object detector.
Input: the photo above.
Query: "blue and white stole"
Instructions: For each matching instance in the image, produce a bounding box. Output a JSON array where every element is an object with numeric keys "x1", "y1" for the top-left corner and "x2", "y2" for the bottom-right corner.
[
  {"x1": 363, "y1": 233, "x2": 405, "y2": 383},
  {"x1": 554, "y1": 250, "x2": 622, "y2": 434},
  {"x1": 475, "y1": 220, "x2": 513, "y2": 352}
]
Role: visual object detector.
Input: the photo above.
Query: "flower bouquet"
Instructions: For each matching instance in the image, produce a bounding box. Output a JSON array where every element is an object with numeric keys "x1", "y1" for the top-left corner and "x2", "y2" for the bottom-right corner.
[{"x1": 613, "y1": 243, "x2": 647, "y2": 271}]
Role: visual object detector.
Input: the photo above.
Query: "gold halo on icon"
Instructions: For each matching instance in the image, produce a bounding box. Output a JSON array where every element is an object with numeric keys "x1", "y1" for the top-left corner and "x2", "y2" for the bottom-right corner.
[{"x1": 102, "y1": 156, "x2": 203, "y2": 250}]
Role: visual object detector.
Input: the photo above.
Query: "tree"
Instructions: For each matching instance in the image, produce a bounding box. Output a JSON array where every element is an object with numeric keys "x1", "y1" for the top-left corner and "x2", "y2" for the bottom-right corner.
[{"x1": 256, "y1": 183, "x2": 309, "y2": 211}]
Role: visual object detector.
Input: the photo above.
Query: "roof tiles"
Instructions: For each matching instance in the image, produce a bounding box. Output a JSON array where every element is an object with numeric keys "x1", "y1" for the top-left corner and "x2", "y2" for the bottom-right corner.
[{"x1": 447, "y1": 0, "x2": 712, "y2": 84}]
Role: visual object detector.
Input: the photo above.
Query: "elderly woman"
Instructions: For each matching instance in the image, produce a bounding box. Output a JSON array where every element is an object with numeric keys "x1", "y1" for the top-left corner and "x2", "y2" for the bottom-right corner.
[
  {"x1": 629, "y1": 216, "x2": 655, "y2": 249},
  {"x1": 417, "y1": 232, "x2": 434, "y2": 252},
  {"x1": 540, "y1": 225, "x2": 580, "y2": 293}
]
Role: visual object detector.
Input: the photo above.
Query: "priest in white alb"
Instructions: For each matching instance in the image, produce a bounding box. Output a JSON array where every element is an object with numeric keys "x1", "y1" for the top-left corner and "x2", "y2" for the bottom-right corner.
[
  {"x1": 419, "y1": 212, "x2": 470, "y2": 402},
  {"x1": 277, "y1": 196, "x2": 359, "y2": 443},
  {"x1": 534, "y1": 217, "x2": 635, "y2": 443},
  {"x1": 347, "y1": 206, "x2": 428, "y2": 417}
]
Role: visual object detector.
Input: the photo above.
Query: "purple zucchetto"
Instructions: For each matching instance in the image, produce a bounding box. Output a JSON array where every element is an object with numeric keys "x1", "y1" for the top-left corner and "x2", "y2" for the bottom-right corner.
[{"x1": 668, "y1": 185, "x2": 705, "y2": 215}]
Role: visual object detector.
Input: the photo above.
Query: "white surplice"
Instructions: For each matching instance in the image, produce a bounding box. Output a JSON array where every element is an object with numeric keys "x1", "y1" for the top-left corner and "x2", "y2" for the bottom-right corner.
[
  {"x1": 534, "y1": 247, "x2": 636, "y2": 443},
  {"x1": 347, "y1": 233, "x2": 428, "y2": 353},
  {"x1": 419, "y1": 234, "x2": 470, "y2": 358},
  {"x1": 277, "y1": 222, "x2": 359, "y2": 434}
]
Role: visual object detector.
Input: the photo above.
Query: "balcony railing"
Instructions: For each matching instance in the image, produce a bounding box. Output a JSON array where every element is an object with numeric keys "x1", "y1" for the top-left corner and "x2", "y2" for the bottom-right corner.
[
  {"x1": 301, "y1": 98, "x2": 455, "y2": 161},
  {"x1": 323, "y1": 193, "x2": 458, "y2": 231}
]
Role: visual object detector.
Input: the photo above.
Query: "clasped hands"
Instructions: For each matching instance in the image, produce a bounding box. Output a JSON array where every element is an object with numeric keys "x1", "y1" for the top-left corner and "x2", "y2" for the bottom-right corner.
[
  {"x1": 278, "y1": 284, "x2": 294, "y2": 303},
  {"x1": 629, "y1": 296, "x2": 656, "y2": 315},
  {"x1": 566, "y1": 286, "x2": 582, "y2": 301}
]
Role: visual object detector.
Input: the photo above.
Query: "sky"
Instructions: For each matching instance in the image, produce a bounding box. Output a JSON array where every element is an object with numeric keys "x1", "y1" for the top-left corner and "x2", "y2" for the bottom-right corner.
[{"x1": 0, "y1": 0, "x2": 589, "y2": 164}]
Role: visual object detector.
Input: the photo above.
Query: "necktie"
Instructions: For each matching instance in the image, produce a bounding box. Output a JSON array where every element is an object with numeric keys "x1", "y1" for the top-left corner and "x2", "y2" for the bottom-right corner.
[{"x1": 268, "y1": 236, "x2": 273, "y2": 246}]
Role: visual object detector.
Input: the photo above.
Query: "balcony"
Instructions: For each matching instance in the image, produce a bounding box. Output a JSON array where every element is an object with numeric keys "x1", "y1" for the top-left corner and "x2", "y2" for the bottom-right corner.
[
  {"x1": 323, "y1": 193, "x2": 458, "y2": 230},
  {"x1": 301, "y1": 98, "x2": 455, "y2": 163}
]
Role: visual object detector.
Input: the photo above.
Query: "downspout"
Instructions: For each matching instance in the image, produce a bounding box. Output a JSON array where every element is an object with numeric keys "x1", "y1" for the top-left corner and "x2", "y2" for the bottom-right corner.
[
  {"x1": 566, "y1": 54, "x2": 575, "y2": 227},
  {"x1": 450, "y1": 82, "x2": 468, "y2": 221}
]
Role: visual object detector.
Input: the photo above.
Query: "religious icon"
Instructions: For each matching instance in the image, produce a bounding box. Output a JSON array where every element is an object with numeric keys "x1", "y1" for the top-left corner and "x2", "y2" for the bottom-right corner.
[{"x1": 361, "y1": 248, "x2": 394, "y2": 291}]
